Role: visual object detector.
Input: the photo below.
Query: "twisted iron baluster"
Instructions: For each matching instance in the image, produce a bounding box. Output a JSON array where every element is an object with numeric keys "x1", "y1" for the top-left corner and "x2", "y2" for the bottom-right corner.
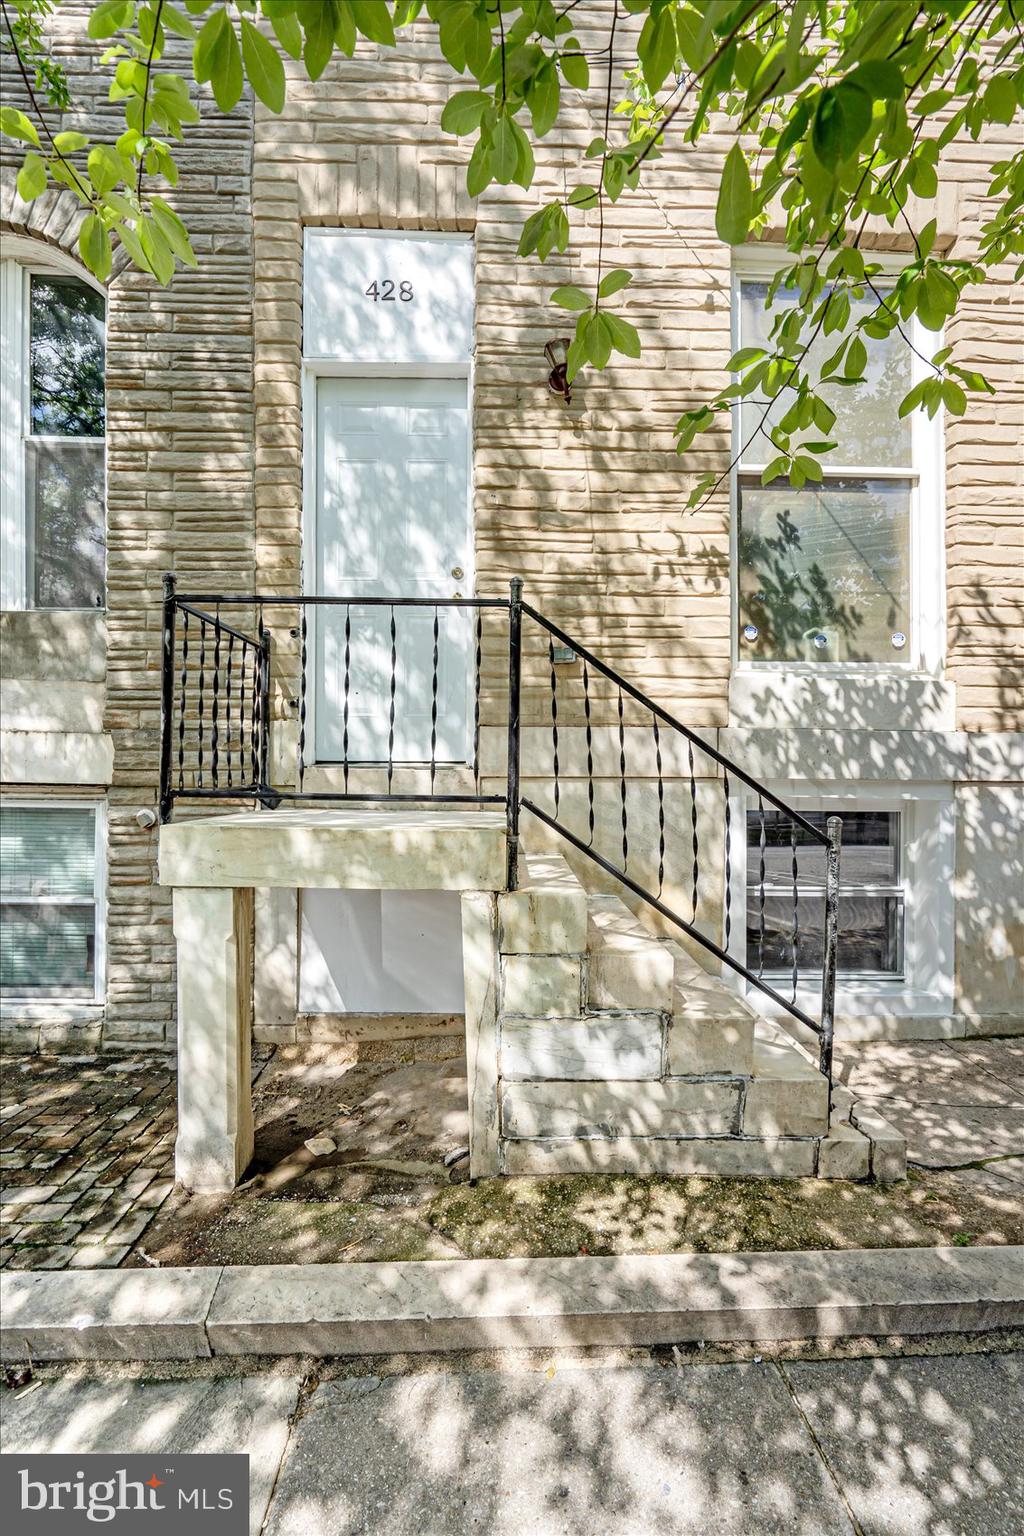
[
  {"x1": 757, "y1": 794, "x2": 767, "y2": 979},
  {"x1": 250, "y1": 634, "x2": 260, "y2": 787},
  {"x1": 618, "y1": 686, "x2": 628, "y2": 872},
  {"x1": 653, "y1": 715, "x2": 665, "y2": 898},
  {"x1": 342, "y1": 606, "x2": 351, "y2": 794},
  {"x1": 211, "y1": 605, "x2": 221, "y2": 788},
  {"x1": 723, "y1": 768, "x2": 732, "y2": 951},
  {"x1": 197, "y1": 618, "x2": 206, "y2": 790},
  {"x1": 387, "y1": 604, "x2": 397, "y2": 794},
  {"x1": 177, "y1": 607, "x2": 188, "y2": 790},
  {"x1": 791, "y1": 822, "x2": 800, "y2": 1003},
  {"x1": 472, "y1": 610, "x2": 482, "y2": 787},
  {"x1": 548, "y1": 635, "x2": 560, "y2": 819},
  {"x1": 298, "y1": 605, "x2": 307, "y2": 793},
  {"x1": 430, "y1": 605, "x2": 439, "y2": 795},
  {"x1": 237, "y1": 642, "x2": 247, "y2": 787},
  {"x1": 582, "y1": 659, "x2": 595, "y2": 847},
  {"x1": 225, "y1": 630, "x2": 234, "y2": 789},
  {"x1": 256, "y1": 602, "x2": 268, "y2": 786},
  {"x1": 688, "y1": 738, "x2": 699, "y2": 919}
]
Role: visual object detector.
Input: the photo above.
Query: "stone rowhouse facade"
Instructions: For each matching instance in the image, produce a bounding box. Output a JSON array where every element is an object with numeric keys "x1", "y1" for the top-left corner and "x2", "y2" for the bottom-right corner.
[{"x1": 1, "y1": 5, "x2": 1021, "y2": 1052}]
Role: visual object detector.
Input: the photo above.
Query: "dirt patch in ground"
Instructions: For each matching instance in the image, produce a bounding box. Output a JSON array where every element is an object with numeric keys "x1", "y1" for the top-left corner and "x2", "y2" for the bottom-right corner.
[{"x1": 133, "y1": 1043, "x2": 1024, "y2": 1268}]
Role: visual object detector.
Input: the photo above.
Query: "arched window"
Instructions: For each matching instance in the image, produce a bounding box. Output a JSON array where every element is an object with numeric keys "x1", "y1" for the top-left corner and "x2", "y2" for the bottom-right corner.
[{"x1": 0, "y1": 239, "x2": 106, "y2": 610}]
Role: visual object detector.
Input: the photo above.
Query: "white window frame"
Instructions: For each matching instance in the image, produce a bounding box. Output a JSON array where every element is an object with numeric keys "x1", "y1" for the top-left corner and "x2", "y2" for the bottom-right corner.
[
  {"x1": 0, "y1": 236, "x2": 107, "y2": 612},
  {"x1": 730, "y1": 247, "x2": 946, "y2": 678},
  {"x1": 0, "y1": 796, "x2": 107, "y2": 1006},
  {"x1": 726, "y1": 780, "x2": 955, "y2": 1018}
]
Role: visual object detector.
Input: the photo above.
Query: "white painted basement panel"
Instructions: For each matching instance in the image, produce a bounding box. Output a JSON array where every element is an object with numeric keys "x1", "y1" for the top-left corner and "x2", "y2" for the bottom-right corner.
[
  {"x1": 303, "y1": 232, "x2": 474, "y2": 363},
  {"x1": 299, "y1": 889, "x2": 466, "y2": 1013}
]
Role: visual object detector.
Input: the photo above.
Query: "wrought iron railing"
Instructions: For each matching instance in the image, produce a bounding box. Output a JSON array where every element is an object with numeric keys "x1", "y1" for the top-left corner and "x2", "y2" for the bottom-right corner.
[{"x1": 159, "y1": 573, "x2": 841, "y2": 1098}]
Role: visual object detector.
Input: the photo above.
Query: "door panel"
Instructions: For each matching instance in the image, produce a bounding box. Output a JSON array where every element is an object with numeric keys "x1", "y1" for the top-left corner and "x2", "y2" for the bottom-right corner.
[{"x1": 314, "y1": 376, "x2": 471, "y2": 764}]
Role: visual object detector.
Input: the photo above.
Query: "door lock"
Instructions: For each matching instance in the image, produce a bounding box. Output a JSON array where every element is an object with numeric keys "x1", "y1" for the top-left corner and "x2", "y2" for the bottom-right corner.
[{"x1": 451, "y1": 566, "x2": 464, "y2": 580}]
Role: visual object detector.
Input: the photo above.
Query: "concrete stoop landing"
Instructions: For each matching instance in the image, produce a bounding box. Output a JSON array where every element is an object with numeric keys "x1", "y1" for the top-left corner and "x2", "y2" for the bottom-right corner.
[{"x1": 476, "y1": 848, "x2": 906, "y2": 1184}]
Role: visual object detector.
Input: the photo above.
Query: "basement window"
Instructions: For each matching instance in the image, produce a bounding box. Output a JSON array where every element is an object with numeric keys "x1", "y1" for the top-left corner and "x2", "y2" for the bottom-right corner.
[
  {"x1": 0, "y1": 803, "x2": 106, "y2": 1002},
  {"x1": 745, "y1": 808, "x2": 904, "y2": 979},
  {"x1": 0, "y1": 254, "x2": 106, "y2": 611}
]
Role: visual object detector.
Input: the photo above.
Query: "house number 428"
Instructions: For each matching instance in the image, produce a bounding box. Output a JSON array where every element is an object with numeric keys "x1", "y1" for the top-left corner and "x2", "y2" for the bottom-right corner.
[{"x1": 365, "y1": 280, "x2": 413, "y2": 302}]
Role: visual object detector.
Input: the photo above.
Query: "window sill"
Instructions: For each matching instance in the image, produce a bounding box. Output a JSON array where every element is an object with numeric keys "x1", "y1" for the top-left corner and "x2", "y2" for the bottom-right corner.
[
  {"x1": 1, "y1": 1000, "x2": 104, "y2": 1021},
  {"x1": 753, "y1": 982, "x2": 952, "y2": 1020},
  {"x1": 728, "y1": 668, "x2": 956, "y2": 733}
]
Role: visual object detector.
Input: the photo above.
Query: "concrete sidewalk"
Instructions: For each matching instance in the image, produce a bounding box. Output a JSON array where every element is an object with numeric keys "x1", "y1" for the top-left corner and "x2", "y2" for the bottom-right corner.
[{"x1": 2, "y1": 1349, "x2": 1022, "y2": 1535}]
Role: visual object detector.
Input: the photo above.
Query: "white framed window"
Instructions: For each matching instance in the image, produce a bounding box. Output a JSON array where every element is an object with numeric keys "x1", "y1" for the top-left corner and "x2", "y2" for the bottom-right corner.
[
  {"x1": 0, "y1": 800, "x2": 107, "y2": 1003},
  {"x1": 729, "y1": 782, "x2": 954, "y2": 1017},
  {"x1": 0, "y1": 241, "x2": 106, "y2": 611},
  {"x1": 731, "y1": 250, "x2": 944, "y2": 675}
]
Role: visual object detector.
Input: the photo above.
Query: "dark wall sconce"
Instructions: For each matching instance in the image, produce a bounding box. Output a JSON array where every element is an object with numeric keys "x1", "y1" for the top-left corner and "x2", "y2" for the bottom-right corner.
[{"x1": 545, "y1": 337, "x2": 572, "y2": 404}]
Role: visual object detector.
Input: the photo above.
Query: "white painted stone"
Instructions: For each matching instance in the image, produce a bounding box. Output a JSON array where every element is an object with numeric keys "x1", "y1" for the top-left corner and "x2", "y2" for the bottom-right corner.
[
  {"x1": 462, "y1": 891, "x2": 501, "y2": 1178},
  {"x1": 500, "y1": 1016, "x2": 663, "y2": 1082},
  {"x1": 501, "y1": 1078, "x2": 740, "y2": 1139},
  {"x1": 501, "y1": 954, "x2": 582, "y2": 1017},
  {"x1": 817, "y1": 1119, "x2": 871, "y2": 1180},
  {"x1": 743, "y1": 1075, "x2": 830, "y2": 1137},
  {"x1": 502, "y1": 1135, "x2": 818, "y2": 1178},
  {"x1": 849, "y1": 1105, "x2": 908, "y2": 1183},
  {"x1": 1, "y1": 728, "x2": 114, "y2": 785},
  {"x1": 497, "y1": 851, "x2": 587, "y2": 955},
  {"x1": 173, "y1": 886, "x2": 255, "y2": 1193},
  {"x1": 667, "y1": 1015, "x2": 754, "y2": 1077},
  {"x1": 586, "y1": 898, "x2": 675, "y2": 1011},
  {"x1": 160, "y1": 808, "x2": 509, "y2": 892}
]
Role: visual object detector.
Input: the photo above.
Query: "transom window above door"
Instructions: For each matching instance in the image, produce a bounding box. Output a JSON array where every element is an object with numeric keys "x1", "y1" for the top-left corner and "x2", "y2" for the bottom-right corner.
[
  {"x1": 0, "y1": 252, "x2": 107, "y2": 611},
  {"x1": 733, "y1": 269, "x2": 941, "y2": 671}
]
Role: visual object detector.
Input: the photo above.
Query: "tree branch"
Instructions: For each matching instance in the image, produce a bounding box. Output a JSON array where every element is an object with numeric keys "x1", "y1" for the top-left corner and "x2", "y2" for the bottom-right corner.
[{"x1": 0, "y1": 0, "x2": 94, "y2": 206}]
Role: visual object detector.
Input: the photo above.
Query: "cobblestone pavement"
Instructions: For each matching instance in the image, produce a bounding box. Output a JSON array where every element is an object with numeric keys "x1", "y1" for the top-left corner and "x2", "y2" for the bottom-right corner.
[{"x1": 0, "y1": 1055, "x2": 176, "y2": 1270}]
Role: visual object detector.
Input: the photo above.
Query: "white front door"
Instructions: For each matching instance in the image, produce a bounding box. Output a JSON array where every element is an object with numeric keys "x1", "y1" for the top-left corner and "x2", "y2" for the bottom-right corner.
[{"x1": 314, "y1": 375, "x2": 471, "y2": 765}]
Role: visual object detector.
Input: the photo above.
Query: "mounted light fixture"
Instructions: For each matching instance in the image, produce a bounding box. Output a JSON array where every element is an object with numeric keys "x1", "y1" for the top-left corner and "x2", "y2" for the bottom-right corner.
[{"x1": 544, "y1": 337, "x2": 572, "y2": 404}]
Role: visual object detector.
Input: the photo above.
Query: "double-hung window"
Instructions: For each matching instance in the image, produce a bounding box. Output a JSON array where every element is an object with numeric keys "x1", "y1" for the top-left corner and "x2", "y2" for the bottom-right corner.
[
  {"x1": 745, "y1": 807, "x2": 904, "y2": 981},
  {"x1": 733, "y1": 267, "x2": 939, "y2": 670},
  {"x1": 0, "y1": 254, "x2": 106, "y2": 610},
  {"x1": 0, "y1": 802, "x2": 106, "y2": 1002}
]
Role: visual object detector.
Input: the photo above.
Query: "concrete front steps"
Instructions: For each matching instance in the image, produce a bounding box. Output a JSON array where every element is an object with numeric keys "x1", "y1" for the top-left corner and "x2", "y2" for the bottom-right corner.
[{"x1": 493, "y1": 848, "x2": 905, "y2": 1183}]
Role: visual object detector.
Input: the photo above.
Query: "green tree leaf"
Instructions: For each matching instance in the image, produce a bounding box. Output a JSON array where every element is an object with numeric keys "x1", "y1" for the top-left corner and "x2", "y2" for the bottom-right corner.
[
  {"x1": 301, "y1": 1, "x2": 336, "y2": 81},
  {"x1": 716, "y1": 144, "x2": 752, "y2": 245},
  {"x1": 560, "y1": 42, "x2": 588, "y2": 90},
  {"x1": 551, "y1": 285, "x2": 591, "y2": 311},
  {"x1": 79, "y1": 212, "x2": 113, "y2": 281},
  {"x1": 1, "y1": 107, "x2": 41, "y2": 147},
  {"x1": 527, "y1": 60, "x2": 560, "y2": 136},
  {"x1": 640, "y1": 7, "x2": 678, "y2": 95},
  {"x1": 441, "y1": 90, "x2": 490, "y2": 136},
  {"x1": 16, "y1": 150, "x2": 47, "y2": 201},
  {"x1": 598, "y1": 268, "x2": 632, "y2": 298},
  {"x1": 492, "y1": 115, "x2": 519, "y2": 184},
  {"x1": 88, "y1": 144, "x2": 124, "y2": 196},
  {"x1": 240, "y1": 16, "x2": 286, "y2": 112},
  {"x1": 195, "y1": 9, "x2": 245, "y2": 110},
  {"x1": 88, "y1": 0, "x2": 135, "y2": 40},
  {"x1": 603, "y1": 311, "x2": 641, "y2": 357},
  {"x1": 351, "y1": 0, "x2": 396, "y2": 46}
]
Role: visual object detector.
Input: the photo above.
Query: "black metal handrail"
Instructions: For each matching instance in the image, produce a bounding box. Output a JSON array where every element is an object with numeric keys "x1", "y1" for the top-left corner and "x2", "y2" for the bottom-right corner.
[{"x1": 158, "y1": 573, "x2": 841, "y2": 1098}]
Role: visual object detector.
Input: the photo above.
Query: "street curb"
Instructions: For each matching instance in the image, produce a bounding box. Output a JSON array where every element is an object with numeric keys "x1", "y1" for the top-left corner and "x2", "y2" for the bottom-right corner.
[{"x1": 2, "y1": 1246, "x2": 1022, "y2": 1362}]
